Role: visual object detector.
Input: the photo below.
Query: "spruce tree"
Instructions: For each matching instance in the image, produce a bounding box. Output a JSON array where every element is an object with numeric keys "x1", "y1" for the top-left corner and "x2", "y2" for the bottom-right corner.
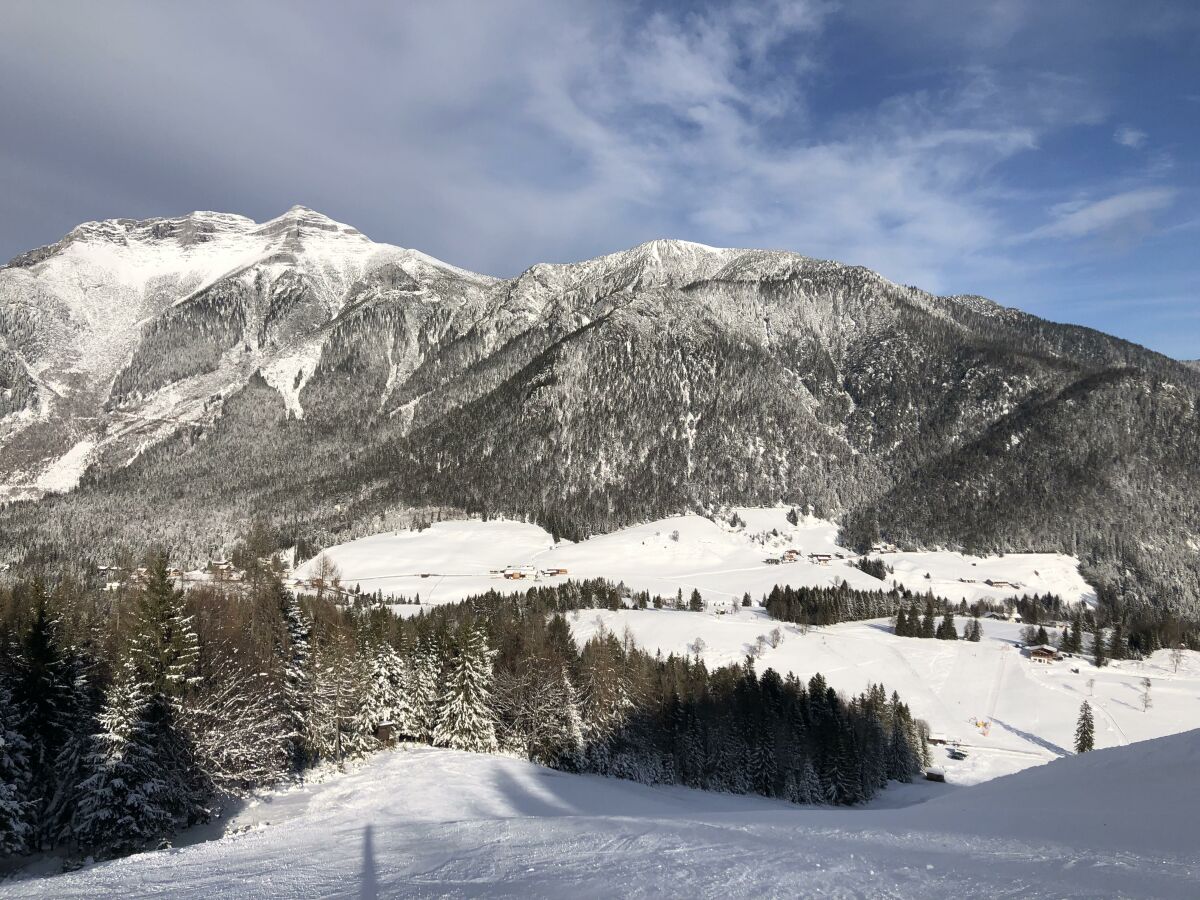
[
  {"x1": 688, "y1": 589, "x2": 704, "y2": 612},
  {"x1": 1092, "y1": 625, "x2": 1108, "y2": 668},
  {"x1": 278, "y1": 585, "x2": 313, "y2": 770},
  {"x1": 128, "y1": 553, "x2": 200, "y2": 697},
  {"x1": 410, "y1": 640, "x2": 443, "y2": 744},
  {"x1": 434, "y1": 625, "x2": 498, "y2": 754},
  {"x1": 920, "y1": 600, "x2": 936, "y2": 639},
  {"x1": 351, "y1": 642, "x2": 408, "y2": 752},
  {"x1": 1074, "y1": 701, "x2": 1095, "y2": 753},
  {"x1": 0, "y1": 674, "x2": 32, "y2": 857},
  {"x1": 72, "y1": 668, "x2": 176, "y2": 858}
]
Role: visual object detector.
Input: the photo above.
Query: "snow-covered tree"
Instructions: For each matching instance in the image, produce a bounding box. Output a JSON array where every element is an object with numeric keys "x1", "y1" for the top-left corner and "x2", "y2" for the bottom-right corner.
[
  {"x1": 350, "y1": 642, "x2": 410, "y2": 753},
  {"x1": 408, "y1": 640, "x2": 442, "y2": 744},
  {"x1": 278, "y1": 586, "x2": 312, "y2": 771},
  {"x1": 0, "y1": 674, "x2": 33, "y2": 856},
  {"x1": 128, "y1": 553, "x2": 200, "y2": 698},
  {"x1": 1074, "y1": 701, "x2": 1095, "y2": 753},
  {"x1": 72, "y1": 669, "x2": 176, "y2": 858},
  {"x1": 181, "y1": 660, "x2": 290, "y2": 792},
  {"x1": 434, "y1": 625, "x2": 498, "y2": 754}
]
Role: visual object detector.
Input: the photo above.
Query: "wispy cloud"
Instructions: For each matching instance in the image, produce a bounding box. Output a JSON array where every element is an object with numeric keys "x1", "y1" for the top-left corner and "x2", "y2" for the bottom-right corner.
[
  {"x1": 1114, "y1": 126, "x2": 1148, "y2": 148},
  {"x1": 1025, "y1": 188, "x2": 1176, "y2": 241}
]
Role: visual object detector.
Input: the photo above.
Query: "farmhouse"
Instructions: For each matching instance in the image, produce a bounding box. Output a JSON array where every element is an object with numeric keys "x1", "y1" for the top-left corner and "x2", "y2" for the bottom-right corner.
[
  {"x1": 808, "y1": 553, "x2": 833, "y2": 566},
  {"x1": 1028, "y1": 645, "x2": 1060, "y2": 665}
]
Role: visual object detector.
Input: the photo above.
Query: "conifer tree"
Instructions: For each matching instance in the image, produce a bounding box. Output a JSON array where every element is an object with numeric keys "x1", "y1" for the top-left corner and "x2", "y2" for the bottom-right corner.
[
  {"x1": 128, "y1": 553, "x2": 200, "y2": 698},
  {"x1": 1108, "y1": 620, "x2": 1126, "y2": 661},
  {"x1": 1092, "y1": 624, "x2": 1108, "y2": 668},
  {"x1": 1074, "y1": 700, "x2": 1095, "y2": 753},
  {"x1": 0, "y1": 674, "x2": 33, "y2": 857},
  {"x1": 1067, "y1": 612, "x2": 1084, "y2": 654},
  {"x1": 12, "y1": 590, "x2": 84, "y2": 849},
  {"x1": 72, "y1": 668, "x2": 176, "y2": 858},
  {"x1": 937, "y1": 612, "x2": 958, "y2": 640},
  {"x1": 920, "y1": 600, "x2": 936, "y2": 639},
  {"x1": 351, "y1": 642, "x2": 409, "y2": 752},
  {"x1": 434, "y1": 625, "x2": 498, "y2": 753},
  {"x1": 278, "y1": 586, "x2": 312, "y2": 770},
  {"x1": 409, "y1": 640, "x2": 443, "y2": 743}
]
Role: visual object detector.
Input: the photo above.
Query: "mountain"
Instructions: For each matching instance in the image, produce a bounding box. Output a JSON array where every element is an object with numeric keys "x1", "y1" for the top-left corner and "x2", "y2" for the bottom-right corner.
[{"x1": 2, "y1": 207, "x2": 1198, "y2": 612}]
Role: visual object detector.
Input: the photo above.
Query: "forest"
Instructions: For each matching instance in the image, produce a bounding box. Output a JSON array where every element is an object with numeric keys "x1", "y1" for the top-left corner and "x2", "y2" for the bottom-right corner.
[{"x1": 0, "y1": 557, "x2": 930, "y2": 868}]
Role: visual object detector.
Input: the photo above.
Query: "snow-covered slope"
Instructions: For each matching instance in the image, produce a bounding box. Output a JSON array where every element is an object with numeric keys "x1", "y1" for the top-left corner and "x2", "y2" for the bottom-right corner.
[
  {"x1": 289, "y1": 509, "x2": 1200, "y2": 787},
  {"x1": 9, "y1": 734, "x2": 1198, "y2": 898},
  {"x1": 299, "y1": 509, "x2": 1096, "y2": 607},
  {"x1": 0, "y1": 206, "x2": 494, "y2": 498},
  {"x1": 571, "y1": 610, "x2": 1200, "y2": 783}
]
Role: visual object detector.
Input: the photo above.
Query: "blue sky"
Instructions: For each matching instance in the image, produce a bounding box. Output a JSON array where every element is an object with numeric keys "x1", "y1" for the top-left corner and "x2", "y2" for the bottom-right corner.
[{"x1": 2, "y1": 0, "x2": 1196, "y2": 358}]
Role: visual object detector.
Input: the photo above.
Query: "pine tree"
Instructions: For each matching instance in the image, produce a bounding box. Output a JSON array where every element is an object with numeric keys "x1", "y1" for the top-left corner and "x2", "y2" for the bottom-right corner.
[
  {"x1": 1092, "y1": 625, "x2": 1108, "y2": 668},
  {"x1": 278, "y1": 585, "x2": 313, "y2": 771},
  {"x1": 308, "y1": 637, "x2": 359, "y2": 766},
  {"x1": 128, "y1": 553, "x2": 200, "y2": 698},
  {"x1": 796, "y1": 758, "x2": 823, "y2": 804},
  {"x1": 1067, "y1": 612, "x2": 1084, "y2": 654},
  {"x1": 434, "y1": 625, "x2": 498, "y2": 753},
  {"x1": 894, "y1": 607, "x2": 907, "y2": 637},
  {"x1": 937, "y1": 612, "x2": 957, "y2": 640},
  {"x1": 1108, "y1": 620, "x2": 1126, "y2": 661},
  {"x1": 919, "y1": 600, "x2": 936, "y2": 639},
  {"x1": 351, "y1": 642, "x2": 409, "y2": 752},
  {"x1": 72, "y1": 668, "x2": 176, "y2": 858},
  {"x1": 12, "y1": 590, "x2": 84, "y2": 849},
  {"x1": 553, "y1": 666, "x2": 585, "y2": 767},
  {"x1": 0, "y1": 673, "x2": 33, "y2": 857},
  {"x1": 688, "y1": 589, "x2": 704, "y2": 612},
  {"x1": 409, "y1": 640, "x2": 442, "y2": 743},
  {"x1": 1074, "y1": 701, "x2": 1095, "y2": 753}
]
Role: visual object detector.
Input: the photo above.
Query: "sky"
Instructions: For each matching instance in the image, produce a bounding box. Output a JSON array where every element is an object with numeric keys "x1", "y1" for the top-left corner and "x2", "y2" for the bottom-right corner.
[{"x1": 1, "y1": 0, "x2": 1197, "y2": 359}]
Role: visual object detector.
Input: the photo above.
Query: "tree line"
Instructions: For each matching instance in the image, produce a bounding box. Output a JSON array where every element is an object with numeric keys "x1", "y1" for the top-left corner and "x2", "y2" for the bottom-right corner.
[{"x1": 0, "y1": 558, "x2": 930, "y2": 868}]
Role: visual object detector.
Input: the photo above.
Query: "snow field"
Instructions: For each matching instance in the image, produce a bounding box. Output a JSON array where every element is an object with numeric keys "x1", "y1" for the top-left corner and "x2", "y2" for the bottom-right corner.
[
  {"x1": 298, "y1": 508, "x2": 1096, "y2": 608},
  {"x1": 570, "y1": 608, "x2": 1200, "y2": 784},
  {"x1": 8, "y1": 736, "x2": 1198, "y2": 899}
]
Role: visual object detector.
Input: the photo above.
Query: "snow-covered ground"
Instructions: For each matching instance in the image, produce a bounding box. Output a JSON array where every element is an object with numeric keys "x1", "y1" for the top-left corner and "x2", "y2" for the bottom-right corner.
[
  {"x1": 9, "y1": 734, "x2": 1198, "y2": 899},
  {"x1": 296, "y1": 510, "x2": 1198, "y2": 788},
  {"x1": 298, "y1": 508, "x2": 1096, "y2": 607},
  {"x1": 571, "y1": 609, "x2": 1200, "y2": 783}
]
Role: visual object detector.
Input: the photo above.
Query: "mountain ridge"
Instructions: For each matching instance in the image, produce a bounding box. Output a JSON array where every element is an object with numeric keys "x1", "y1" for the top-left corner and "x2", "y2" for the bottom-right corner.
[{"x1": 1, "y1": 207, "x2": 1197, "y2": 614}]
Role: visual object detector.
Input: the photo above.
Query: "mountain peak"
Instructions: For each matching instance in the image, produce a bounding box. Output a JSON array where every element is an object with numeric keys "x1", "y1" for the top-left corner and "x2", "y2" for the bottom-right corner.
[{"x1": 254, "y1": 205, "x2": 365, "y2": 240}]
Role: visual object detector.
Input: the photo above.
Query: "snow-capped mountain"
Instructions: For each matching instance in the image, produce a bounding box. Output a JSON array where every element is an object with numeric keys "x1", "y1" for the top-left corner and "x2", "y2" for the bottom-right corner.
[{"x1": 2, "y1": 207, "x2": 1199, "y2": 613}]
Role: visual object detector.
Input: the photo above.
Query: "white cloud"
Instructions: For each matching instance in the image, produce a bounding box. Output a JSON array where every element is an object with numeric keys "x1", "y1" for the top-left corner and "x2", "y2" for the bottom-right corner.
[
  {"x1": 1114, "y1": 126, "x2": 1148, "y2": 148},
  {"x1": 1026, "y1": 188, "x2": 1175, "y2": 240}
]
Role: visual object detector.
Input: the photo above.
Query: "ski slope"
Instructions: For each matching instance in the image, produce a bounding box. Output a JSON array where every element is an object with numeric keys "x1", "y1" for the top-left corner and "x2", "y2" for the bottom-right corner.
[
  {"x1": 571, "y1": 609, "x2": 1200, "y2": 783},
  {"x1": 8, "y1": 735, "x2": 1198, "y2": 899},
  {"x1": 298, "y1": 509, "x2": 1096, "y2": 608}
]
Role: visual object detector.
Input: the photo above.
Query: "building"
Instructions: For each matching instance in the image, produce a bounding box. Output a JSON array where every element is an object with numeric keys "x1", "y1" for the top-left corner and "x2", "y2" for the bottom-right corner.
[
  {"x1": 1028, "y1": 645, "x2": 1060, "y2": 665},
  {"x1": 781, "y1": 549, "x2": 801, "y2": 562},
  {"x1": 808, "y1": 553, "x2": 833, "y2": 566}
]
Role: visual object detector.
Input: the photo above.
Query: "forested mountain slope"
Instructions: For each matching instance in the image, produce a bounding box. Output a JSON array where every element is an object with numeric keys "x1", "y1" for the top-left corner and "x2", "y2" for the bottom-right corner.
[{"x1": 1, "y1": 208, "x2": 1197, "y2": 612}]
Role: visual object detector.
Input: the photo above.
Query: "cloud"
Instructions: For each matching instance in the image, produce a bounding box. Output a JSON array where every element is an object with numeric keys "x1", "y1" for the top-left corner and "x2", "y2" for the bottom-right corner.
[
  {"x1": 1025, "y1": 188, "x2": 1176, "y2": 241},
  {"x1": 1114, "y1": 126, "x2": 1148, "y2": 148},
  {"x1": 0, "y1": 0, "x2": 1187, "y2": 306}
]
